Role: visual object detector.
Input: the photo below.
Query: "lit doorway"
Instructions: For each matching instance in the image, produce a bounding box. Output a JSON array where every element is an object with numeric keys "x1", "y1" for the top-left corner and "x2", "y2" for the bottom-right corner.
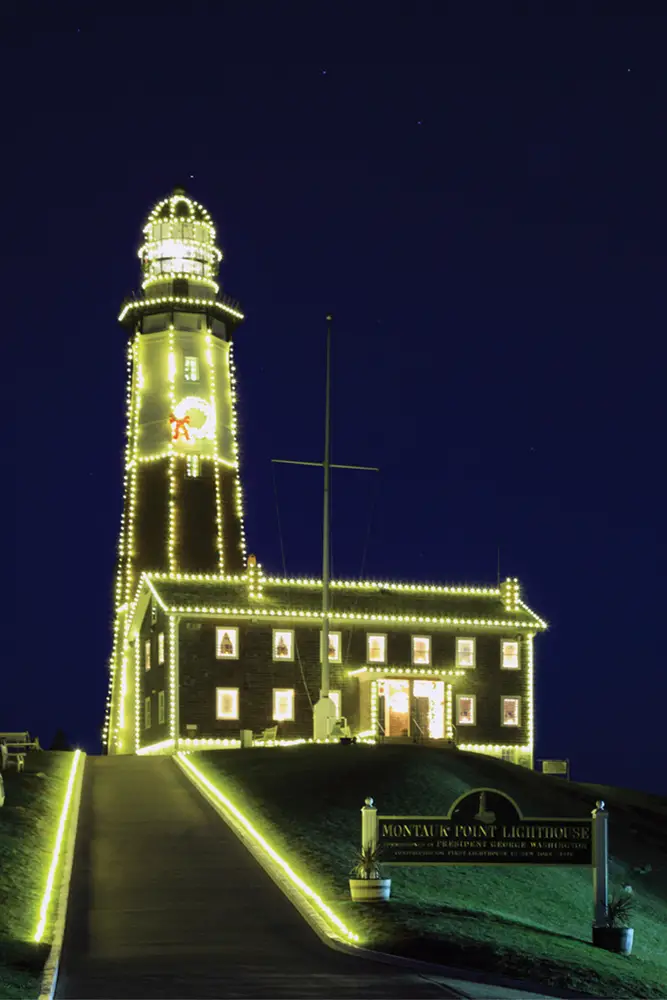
[
  {"x1": 412, "y1": 680, "x2": 445, "y2": 739},
  {"x1": 384, "y1": 679, "x2": 410, "y2": 737}
]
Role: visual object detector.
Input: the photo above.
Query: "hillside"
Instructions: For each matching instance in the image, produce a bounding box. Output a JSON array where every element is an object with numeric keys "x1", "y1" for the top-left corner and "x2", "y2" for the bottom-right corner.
[
  {"x1": 0, "y1": 751, "x2": 74, "y2": 999},
  {"x1": 191, "y1": 744, "x2": 667, "y2": 999}
]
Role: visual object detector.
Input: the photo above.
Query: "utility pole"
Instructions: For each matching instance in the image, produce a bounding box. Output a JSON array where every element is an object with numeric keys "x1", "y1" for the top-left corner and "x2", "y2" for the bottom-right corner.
[{"x1": 273, "y1": 315, "x2": 378, "y2": 740}]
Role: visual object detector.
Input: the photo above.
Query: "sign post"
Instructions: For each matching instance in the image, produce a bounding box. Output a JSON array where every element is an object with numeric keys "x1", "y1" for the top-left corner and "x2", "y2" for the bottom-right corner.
[
  {"x1": 592, "y1": 800, "x2": 609, "y2": 927},
  {"x1": 361, "y1": 796, "x2": 378, "y2": 853}
]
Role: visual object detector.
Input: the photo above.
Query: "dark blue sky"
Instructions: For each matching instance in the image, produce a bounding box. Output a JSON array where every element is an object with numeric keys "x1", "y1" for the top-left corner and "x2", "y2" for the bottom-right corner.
[{"x1": 6, "y1": 3, "x2": 667, "y2": 794}]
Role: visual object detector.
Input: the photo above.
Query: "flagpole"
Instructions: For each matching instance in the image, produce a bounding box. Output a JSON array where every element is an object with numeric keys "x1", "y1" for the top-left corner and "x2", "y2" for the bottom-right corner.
[{"x1": 321, "y1": 314, "x2": 332, "y2": 700}]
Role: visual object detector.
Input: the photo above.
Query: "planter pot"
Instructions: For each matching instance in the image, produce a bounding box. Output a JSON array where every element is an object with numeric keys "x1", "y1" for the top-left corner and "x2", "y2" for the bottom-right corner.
[
  {"x1": 349, "y1": 878, "x2": 391, "y2": 902},
  {"x1": 592, "y1": 926, "x2": 634, "y2": 955}
]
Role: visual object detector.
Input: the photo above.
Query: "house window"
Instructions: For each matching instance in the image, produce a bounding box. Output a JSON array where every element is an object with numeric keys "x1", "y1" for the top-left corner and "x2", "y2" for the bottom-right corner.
[
  {"x1": 367, "y1": 634, "x2": 387, "y2": 664},
  {"x1": 158, "y1": 690, "x2": 165, "y2": 725},
  {"x1": 456, "y1": 637, "x2": 475, "y2": 668},
  {"x1": 273, "y1": 629, "x2": 294, "y2": 661},
  {"x1": 157, "y1": 632, "x2": 165, "y2": 665},
  {"x1": 502, "y1": 697, "x2": 521, "y2": 727},
  {"x1": 412, "y1": 635, "x2": 431, "y2": 665},
  {"x1": 144, "y1": 639, "x2": 151, "y2": 671},
  {"x1": 144, "y1": 696, "x2": 152, "y2": 729},
  {"x1": 186, "y1": 455, "x2": 200, "y2": 478},
  {"x1": 216, "y1": 627, "x2": 239, "y2": 659},
  {"x1": 329, "y1": 690, "x2": 341, "y2": 717},
  {"x1": 273, "y1": 689, "x2": 295, "y2": 721},
  {"x1": 216, "y1": 688, "x2": 239, "y2": 720},
  {"x1": 322, "y1": 630, "x2": 342, "y2": 663},
  {"x1": 456, "y1": 694, "x2": 476, "y2": 725},
  {"x1": 502, "y1": 640, "x2": 519, "y2": 669}
]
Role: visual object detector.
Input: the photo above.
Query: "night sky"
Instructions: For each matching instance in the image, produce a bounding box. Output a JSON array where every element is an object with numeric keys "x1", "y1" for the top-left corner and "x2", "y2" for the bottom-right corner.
[{"x1": 6, "y1": 5, "x2": 667, "y2": 795}]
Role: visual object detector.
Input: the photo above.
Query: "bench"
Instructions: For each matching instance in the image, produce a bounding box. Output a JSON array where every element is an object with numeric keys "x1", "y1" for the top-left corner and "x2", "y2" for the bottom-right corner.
[
  {"x1": 6, "y1": 753, "x2": 25, "y2": 773},
  {"x1": 258, "y1": 725, "x2": 278, "y2": 743},
  {"x1": 0, "y1": 732, "x2": 40, "y2": 751}
]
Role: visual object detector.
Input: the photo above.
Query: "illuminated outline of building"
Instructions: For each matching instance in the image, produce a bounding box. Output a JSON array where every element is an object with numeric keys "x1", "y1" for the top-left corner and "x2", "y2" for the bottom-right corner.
[{"x1": 103, "y1": 189, "x2": 546, "y2": 765}]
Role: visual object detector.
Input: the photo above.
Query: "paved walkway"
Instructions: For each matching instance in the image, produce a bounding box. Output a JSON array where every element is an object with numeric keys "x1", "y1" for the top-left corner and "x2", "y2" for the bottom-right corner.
[{"x1": 56, "y1": 756, "x2": 462, "y2": 998}]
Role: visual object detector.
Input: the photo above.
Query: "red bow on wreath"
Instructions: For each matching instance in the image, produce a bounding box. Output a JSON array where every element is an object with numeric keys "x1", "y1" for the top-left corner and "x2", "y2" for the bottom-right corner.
[{"x1": 169, "y1": 412, "x2": 191, "y2": 441}]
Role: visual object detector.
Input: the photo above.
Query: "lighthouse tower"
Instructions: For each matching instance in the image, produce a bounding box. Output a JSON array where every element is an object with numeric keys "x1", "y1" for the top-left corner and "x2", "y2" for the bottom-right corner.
[{"x1": 103, "y1": 189, "x2": 247, "y2": 750}]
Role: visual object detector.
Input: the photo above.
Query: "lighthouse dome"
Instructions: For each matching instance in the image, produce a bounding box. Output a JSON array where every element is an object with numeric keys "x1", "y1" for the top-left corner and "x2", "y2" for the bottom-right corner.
[{"x1": 138, "y1": 188, "x2": 222, "y2": 292}]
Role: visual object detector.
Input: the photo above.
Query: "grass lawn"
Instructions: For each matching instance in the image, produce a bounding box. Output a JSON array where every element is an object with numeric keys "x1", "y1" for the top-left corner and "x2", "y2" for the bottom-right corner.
[
  {"x1": 0, "y1": 751, "x2": 75, "y2": 999},
  {"x1": 191, "y1": 744, "x2": 667, "y2": 999}
]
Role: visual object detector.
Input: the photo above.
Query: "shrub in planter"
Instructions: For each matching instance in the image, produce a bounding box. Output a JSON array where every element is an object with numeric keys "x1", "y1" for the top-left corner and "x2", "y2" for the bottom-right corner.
[
  {"x1": 349, "y1": 846, "x2": 391, "y2": 902},
  {"x1": 593, "y1": 885, "x2": 635, "y2": 955}
]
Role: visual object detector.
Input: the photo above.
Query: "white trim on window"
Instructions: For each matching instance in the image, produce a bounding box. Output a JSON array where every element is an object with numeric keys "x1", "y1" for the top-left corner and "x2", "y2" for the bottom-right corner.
[
  {"x1": 412, "y1": 635, "x2": 431, "y2": 665},
  {"x1": 367, "y1": 633, "x2": 387, "y2": 664},
  {"x1": 456, "y1": 693, "x2": 476, "y2": 725},
  {"x1": 273, "y1": 688, "x2": 295, "y2": 722},
  {"x1": 144, "y1": 639, "x2": 151, "y2": 671},
  {"x1": 158, "y1": 690, "x2": 165, "y2": 724},
  {"x1": 501, "y1": 696, "x2": 521, "y2": 727},
  {"x1": 322, "y1": 630, "x2": 342, "y2": 663},
  {"x1": 144, "y1": 695, "x2": 152, "y2": 729},
  {"x1": 216, "y1": 627, "x2": 239, "y2": 659},
  {"x1": 216, "y1": 688, "x2": 239, "y2": 720},
  {"x1": 157, "y1": 632, "x2": 165, "y2": 665},
  {"x1": 272, "y1": 629, "x2": 294, "y2": 661},
  {"x1": 456, "y1": 637, "x2": 475, "y2": 668},
  {"x1": 501, "y1": 640, "x2": 520, "y2": 670}
]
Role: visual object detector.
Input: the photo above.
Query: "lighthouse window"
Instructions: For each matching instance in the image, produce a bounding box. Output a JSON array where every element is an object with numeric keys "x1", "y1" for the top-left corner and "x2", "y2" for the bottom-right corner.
[
  {"x1": 456, "y1": 637, "x2": 476, "y2": 668},
  {"x1": 501, "y1": 640, "x2": 519, "y2": 669},
  {"x1": 367, "y1": 634, "x2": 387, "y2": 664},
  {"x1": 184, "y1": 356, "x2": 199, "y2": 381},
  {"x1": 272, "y1": 630, "x2": 294, "y2": 661},
  {"x1": 216, "y1": 627, "x2": 239, "y2": 659},
  {"x1": 144, "y1": 696, "x2": 152, "y2": 729},
  {"x1": 502, "y1": 697, "x2": 521, "y2": 727},
  {"x1": 158, "y1": 691, "x2": 165, "y2": 725},
  {"x1": 272, "y1": 689, "x2": 295, "y2": 722},
  {"x1": 216, "y1": 688, "x2": 239, "y2": 720},
  {"x1": 456, "y1": 694, "x2": 476, "y2": 725},
  {"x1": 144, "y1": 639, "x2": 151, "y2": 671}
]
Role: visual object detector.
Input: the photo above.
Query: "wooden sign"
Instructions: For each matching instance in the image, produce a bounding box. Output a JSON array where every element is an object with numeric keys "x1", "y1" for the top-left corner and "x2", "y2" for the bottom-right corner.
[
  {"x1": 377, "y1": 787, "x2": 592, "y2": 865},
  {"x1": 542, "y1": 759, "x2": 570, "y2": 778}
]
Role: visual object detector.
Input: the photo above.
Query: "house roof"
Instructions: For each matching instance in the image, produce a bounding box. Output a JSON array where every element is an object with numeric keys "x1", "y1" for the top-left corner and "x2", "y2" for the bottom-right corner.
[{"x1": 141, "y1": 572, "x2": 546, "y2": 631}]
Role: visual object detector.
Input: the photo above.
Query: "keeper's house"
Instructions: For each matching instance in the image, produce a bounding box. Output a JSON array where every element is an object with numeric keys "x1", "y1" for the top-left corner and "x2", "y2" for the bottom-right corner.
[{"x1": 123, "y1": 570, "x2": 545, "y2": 768}]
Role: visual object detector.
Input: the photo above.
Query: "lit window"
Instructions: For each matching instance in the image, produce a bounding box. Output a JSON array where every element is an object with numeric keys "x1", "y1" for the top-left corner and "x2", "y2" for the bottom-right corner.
[
  {"x1": 157, "y1": 632, "x2": 165, "y2": 665},
  {"x1": 367, "y1": 634, "x2": 386, "y2": 664},
  {"x1": 273, "y1": 689, "x2": 295, "y2": 721},
  {"x1": 273, "y1": 630, "x2": 294, "y2": 661},
  {"x1": 144, "y1": 639, "x2": 151, "y2": 671},
  {"x1": 158, "y1": 690, "x2": 165, "y2": 725},
  {"x1": 216, "y1": 627, "x2": 239, "y2": 659},
  {"x1": 329, "y1": 690, "x2": 341, "y2": 717},
  {"x1": 186, "y1": 455, "x2": 200, "y2": 478},
  {"x1": 184, "y1": 356, "x2": 199, "y2": 381},
  {"x1": 412, "y1": 636, "x2": 431, "y2": 665},
  {"x1": 322, "y1": 630, "x2": 342, "y2": 663},
  {"x1": 216, "y1": 688, "x2": 239, "y2": 720},
  {"x1": 502, "y1": 697, "x2": 521, "y2": 727},
  {"x1": 502, "y1": 640, "x2": 519, "y2": 669},
  {"x1": 144, "y1": 696, "x2": 152, "y2": 729},
  {"x1": 456, "y1": 695, "x2": 476, "y2": 725},
  {"x1": 456, "y1": 638, "x2": 475, "y2": 668}
]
